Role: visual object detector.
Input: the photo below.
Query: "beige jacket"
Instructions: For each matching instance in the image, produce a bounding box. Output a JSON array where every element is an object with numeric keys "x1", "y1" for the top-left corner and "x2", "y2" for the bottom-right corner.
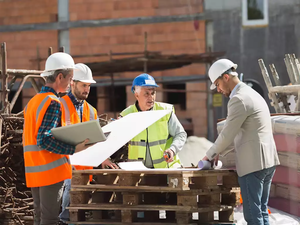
[{"x1": 206, "y1": 82, "x2": 280, "y2": 177}]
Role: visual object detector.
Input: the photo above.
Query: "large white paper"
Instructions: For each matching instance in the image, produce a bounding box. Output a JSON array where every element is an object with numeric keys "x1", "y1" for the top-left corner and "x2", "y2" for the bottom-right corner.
[
  {"x1": 118, "y1": 161, "x2": 202, "y2": 171},
  {"x1": 70, "y1": 110, "x2": 171, "y2": 167}
]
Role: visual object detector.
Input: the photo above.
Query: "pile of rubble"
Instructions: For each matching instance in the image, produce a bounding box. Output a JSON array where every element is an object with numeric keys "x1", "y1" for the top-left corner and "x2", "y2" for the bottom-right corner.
[{"x1": 0, "y1": 115, "x2": 33, "y2": 225}]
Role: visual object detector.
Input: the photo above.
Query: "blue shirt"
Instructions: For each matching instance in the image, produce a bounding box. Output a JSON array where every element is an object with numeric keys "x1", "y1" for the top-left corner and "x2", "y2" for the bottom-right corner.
[
  {"x1": 36, "y1": 86, "x2": 76, "y2": 155},
  {"x1": 229, "y1": 82, "x2": 242, "y2": 99}
]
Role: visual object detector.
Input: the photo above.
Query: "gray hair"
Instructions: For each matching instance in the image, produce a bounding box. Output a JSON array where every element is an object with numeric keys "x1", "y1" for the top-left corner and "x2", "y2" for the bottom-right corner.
[
  {"x1": 134, "y1": 86, "x2": 142, "y2": 94},
  {"x1": 133, "y1": 86, "x2": 157, "y2": 94},
  {"x1": 45, "y1": 69, "x2": 72, "y2": 84}
]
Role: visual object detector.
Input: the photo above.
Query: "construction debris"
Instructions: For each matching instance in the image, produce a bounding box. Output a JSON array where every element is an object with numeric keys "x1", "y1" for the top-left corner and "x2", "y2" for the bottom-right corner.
[{"x1": 0, "y1": 115, "x2": 33, "y2": 225}]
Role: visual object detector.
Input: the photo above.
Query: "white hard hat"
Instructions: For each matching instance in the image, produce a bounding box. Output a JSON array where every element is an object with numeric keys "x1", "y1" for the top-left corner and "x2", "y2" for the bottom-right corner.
[
  {"x1": 73, "y1": 63, "x2": 96, "y2": 83},
  {"x1": 208, "y1": 59, "x2": 238, "y2": 90},
  {"x1": 41, "y1": 52, "x2": 75, "y2": 77}
]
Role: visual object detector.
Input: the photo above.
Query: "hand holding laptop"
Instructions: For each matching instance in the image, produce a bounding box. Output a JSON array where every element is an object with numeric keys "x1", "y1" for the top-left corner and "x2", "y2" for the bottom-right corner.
[{"x1": 75, "y1": 139, "x2": 94, "y2": 153}]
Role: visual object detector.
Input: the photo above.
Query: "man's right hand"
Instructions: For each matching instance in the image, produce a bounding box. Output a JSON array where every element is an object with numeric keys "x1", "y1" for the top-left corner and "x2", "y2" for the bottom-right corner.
[{"x1": 75, "y1": 139, "x2": 91, "y2": 153}]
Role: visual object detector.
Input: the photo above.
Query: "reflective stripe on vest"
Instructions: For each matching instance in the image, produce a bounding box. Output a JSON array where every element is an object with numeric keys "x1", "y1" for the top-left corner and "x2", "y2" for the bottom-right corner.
[
  {"x1": 36, "y1": 95, "x2": 59, "y2": 122},
  {"x1": 25, "y1": 156, "x2": 70, "y2": 173},
  {"x1": 120, "y1": 102, "x2": 181, "y2": 168},
  {"x1": 88, "y1": 103, "x2": 96, "y2": 121},
  {"x1": 23, "y1": 92, "x2": 72, "y2": 188},
  {"x1": 129, "y1": 139, "x2": 167, "y2": 147},
  {"x1": 61, "y1": 96, "x2": 97, "y2": 125}
]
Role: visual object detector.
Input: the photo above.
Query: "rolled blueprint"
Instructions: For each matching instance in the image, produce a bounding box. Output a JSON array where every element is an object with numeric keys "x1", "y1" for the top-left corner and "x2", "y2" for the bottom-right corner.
[{"x1": 198, "y1": 160, "x2": 222, "y2": 170}]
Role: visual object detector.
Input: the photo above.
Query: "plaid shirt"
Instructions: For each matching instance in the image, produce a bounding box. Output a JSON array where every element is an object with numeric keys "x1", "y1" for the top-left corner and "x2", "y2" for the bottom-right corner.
[{"x1": 36, "y1": 86, "x2": 75, "y2": 155}]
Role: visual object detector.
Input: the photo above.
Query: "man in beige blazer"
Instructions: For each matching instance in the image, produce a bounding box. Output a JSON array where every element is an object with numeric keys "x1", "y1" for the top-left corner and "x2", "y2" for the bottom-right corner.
[{"x1": 203, "y1": 59, "x2": 280, "y2": 225}]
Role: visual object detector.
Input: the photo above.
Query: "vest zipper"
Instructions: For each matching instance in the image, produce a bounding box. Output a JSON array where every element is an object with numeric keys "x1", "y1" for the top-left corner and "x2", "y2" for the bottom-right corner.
[{"x1": 145, "y1": 128, "x2": 154, "y2": 168}]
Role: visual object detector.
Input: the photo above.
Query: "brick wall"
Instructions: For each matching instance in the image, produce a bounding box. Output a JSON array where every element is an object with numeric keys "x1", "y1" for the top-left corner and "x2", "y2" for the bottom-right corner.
[{"x1": 0, "y1": 0, "x2": 208, "y2": 137}]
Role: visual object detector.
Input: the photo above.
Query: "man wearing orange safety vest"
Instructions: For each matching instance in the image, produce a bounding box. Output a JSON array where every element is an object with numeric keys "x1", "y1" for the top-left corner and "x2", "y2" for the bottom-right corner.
[
  {"x1": 23, "y1": 53, "x2": 91, "y2": 225},
  {"x1": 58, "y1": 63, "x2": 118, "y2": 225}
]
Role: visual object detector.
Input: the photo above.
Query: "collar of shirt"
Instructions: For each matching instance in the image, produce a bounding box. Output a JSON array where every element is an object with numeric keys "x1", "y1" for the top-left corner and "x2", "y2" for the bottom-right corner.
[
  {"x1": 229, "y1": 82, "x2": 242, "y2": 99},
  {"x1": 40, "y1": 86, "x2": 59, "y2": 97},
  {"x1": 135, "y1": 101, "x2": 153, "y2": 112},
  {"x1": 67, "y1": 91, "x2": 84, "y2": 108}
]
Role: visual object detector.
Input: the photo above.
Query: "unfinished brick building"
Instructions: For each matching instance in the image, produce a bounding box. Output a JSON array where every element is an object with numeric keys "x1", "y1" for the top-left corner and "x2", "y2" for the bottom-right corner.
[{"x1": 0, "y1": 0, "x2": 216, "y2": 138}]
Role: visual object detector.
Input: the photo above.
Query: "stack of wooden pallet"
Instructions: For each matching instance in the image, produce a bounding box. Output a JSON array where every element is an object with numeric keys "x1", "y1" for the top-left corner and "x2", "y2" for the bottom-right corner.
[{"x1": 68, "y1": 169, "x2": 240, "y2": 225}]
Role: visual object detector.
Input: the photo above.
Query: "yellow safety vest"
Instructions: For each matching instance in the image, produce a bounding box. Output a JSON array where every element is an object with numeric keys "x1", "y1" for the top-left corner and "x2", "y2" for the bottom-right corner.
[{"x1": 120, "y1": 102, "x2": 181, "y2": 168}]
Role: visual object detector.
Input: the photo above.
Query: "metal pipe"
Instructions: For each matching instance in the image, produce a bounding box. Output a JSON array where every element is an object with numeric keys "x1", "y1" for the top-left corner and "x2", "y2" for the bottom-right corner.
[
  {"x1": 10, "y1": 75, "x2": 45, "y2": 111},
  {"x1": 48, "y1": 47, "x2": 53, "y2": 56},
  {"x1": 1, "y1": 42, "x2": 9, "y2": 113},
  {"x1": 5, "y1": 69, "x2": 42, "y2": 76},
  {"x1": 109, "y1": 51, "x2": 116, "y2": 118},
  {"x1": 143, "y1": 32, "x2": 148, "y2": 73}
]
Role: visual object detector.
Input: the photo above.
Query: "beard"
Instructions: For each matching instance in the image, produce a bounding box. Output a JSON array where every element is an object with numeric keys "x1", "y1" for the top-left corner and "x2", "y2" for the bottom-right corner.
[{"x1": 74, "y1": 88, "x2": 88, "y2": 100}]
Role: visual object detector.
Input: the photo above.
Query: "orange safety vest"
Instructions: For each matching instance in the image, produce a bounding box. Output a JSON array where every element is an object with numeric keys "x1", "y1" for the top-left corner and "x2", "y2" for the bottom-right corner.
[
  {"x1": 23, "y1": 92, "x2": 72, "y2": 188},
  {"x1": 60, "y1": 95, "x2": 97, "y2": 176}
]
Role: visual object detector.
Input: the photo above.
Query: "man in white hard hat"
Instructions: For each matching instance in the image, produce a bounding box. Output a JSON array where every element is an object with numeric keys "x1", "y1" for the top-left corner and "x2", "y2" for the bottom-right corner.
[
  {"x1": 23, "y1": 53, "x2": 91, "y2": 225},
  {"x1": 59, "y1": 63, "x2": 118, "y2": 224},
  {"x1": 120, "y1": 73, "x2": 187, "y2": 169},
  {"x1": 202, "y1": 59, "x2": 280, "y2": 225}
]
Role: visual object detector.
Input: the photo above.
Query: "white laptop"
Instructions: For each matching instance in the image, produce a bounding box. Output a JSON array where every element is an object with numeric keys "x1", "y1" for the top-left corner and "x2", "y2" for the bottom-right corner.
[{"x1": 51, "y1": 119, "x2": 110, "y2": 146}]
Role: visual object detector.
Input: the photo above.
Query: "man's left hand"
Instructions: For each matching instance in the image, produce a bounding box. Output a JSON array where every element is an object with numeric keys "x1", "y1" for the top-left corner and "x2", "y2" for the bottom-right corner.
[
  {"x1": 202, "y1": 154, "x2": 219, "y2": 167},
  {"x1": 164, "y1": 149, "x2": 175, "y2": 163},
  {"x1": 101, "y1": 158, "x2": 119, "y2": 169}
]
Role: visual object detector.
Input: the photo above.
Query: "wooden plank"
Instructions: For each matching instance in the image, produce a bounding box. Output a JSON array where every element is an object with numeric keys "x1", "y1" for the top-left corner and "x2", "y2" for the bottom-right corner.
[
  {"x1": 66, "y1": 221, "x2": 235, "y2": 225},
  {"x1": 222, "y1": 175, "x2": 239, "y2": 188},
  {"x1": 71, "y1": 184, "x2": 239, "y2": 194},
  {"x1": 177, "y1": 193, "x2": 197, "y2": 207},
  {"x1": 66, "y1": 221, "x2": 194, "y2": 225},
  {"x1": 191, "y1": 176, "x2": 218, "y2": 189},
  {"x1": 72, "y1": 173, "x2": 89, "y2": 185},
  {"x1": 278, "y1": 151, "x2": 300, "y2": 170},
  {"x1": 70, "y1": 191, "x2": 90, "y2": 205},
  {"x1": 73, "y1": 169, "x2": 236, "y2": 177},
  {"x1": 68, "y1": 203, "x2": 233, "y2": 212},
  {"x1": 271, "y1": 183, "x2": 300, "y2": 202}
]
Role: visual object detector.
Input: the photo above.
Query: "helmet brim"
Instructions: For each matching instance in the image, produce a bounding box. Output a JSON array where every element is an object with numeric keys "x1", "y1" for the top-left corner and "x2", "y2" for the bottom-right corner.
[
  {"x1": 210, "y1": 83, "x2": 216, "y2": 90},
  {"x1": 74, "y1": 79, "x2": 96, "y2": 84}
]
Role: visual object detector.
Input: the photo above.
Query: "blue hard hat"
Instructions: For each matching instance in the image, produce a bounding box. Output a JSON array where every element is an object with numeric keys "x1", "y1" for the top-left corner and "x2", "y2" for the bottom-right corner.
[{"x1": 131, "y1": 73, "x2": 159, "y2": 93}]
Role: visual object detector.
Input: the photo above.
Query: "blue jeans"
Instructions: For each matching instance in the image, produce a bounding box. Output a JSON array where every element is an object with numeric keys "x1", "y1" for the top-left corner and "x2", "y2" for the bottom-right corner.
[
  {"x1": 59, "y1": 179, "x2": 71, "y2": 223},
  {"x1": 238, "y1": 166, "x2": 276, "y2": 225}
]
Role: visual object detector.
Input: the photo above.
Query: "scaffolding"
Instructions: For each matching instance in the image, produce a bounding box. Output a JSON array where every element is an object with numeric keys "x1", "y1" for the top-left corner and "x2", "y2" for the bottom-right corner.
[{"x1": 0, "y1": 42, "x2": 45, "y2": 114}]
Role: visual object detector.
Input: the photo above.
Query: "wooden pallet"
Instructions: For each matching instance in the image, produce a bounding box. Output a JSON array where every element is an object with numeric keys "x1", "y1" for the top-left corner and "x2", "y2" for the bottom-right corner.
[{"x1": 68, "y1": 169, "x2": 240, "y2": 225}]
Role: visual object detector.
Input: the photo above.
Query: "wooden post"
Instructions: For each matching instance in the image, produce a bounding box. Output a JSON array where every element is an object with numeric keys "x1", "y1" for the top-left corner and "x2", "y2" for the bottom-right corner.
[
  {"x1": 258, "y1": 59, "x2": 282, "y2": 113},
  {"x1": 269, "y1": 64, "x2": 290, "y2": 113}
]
